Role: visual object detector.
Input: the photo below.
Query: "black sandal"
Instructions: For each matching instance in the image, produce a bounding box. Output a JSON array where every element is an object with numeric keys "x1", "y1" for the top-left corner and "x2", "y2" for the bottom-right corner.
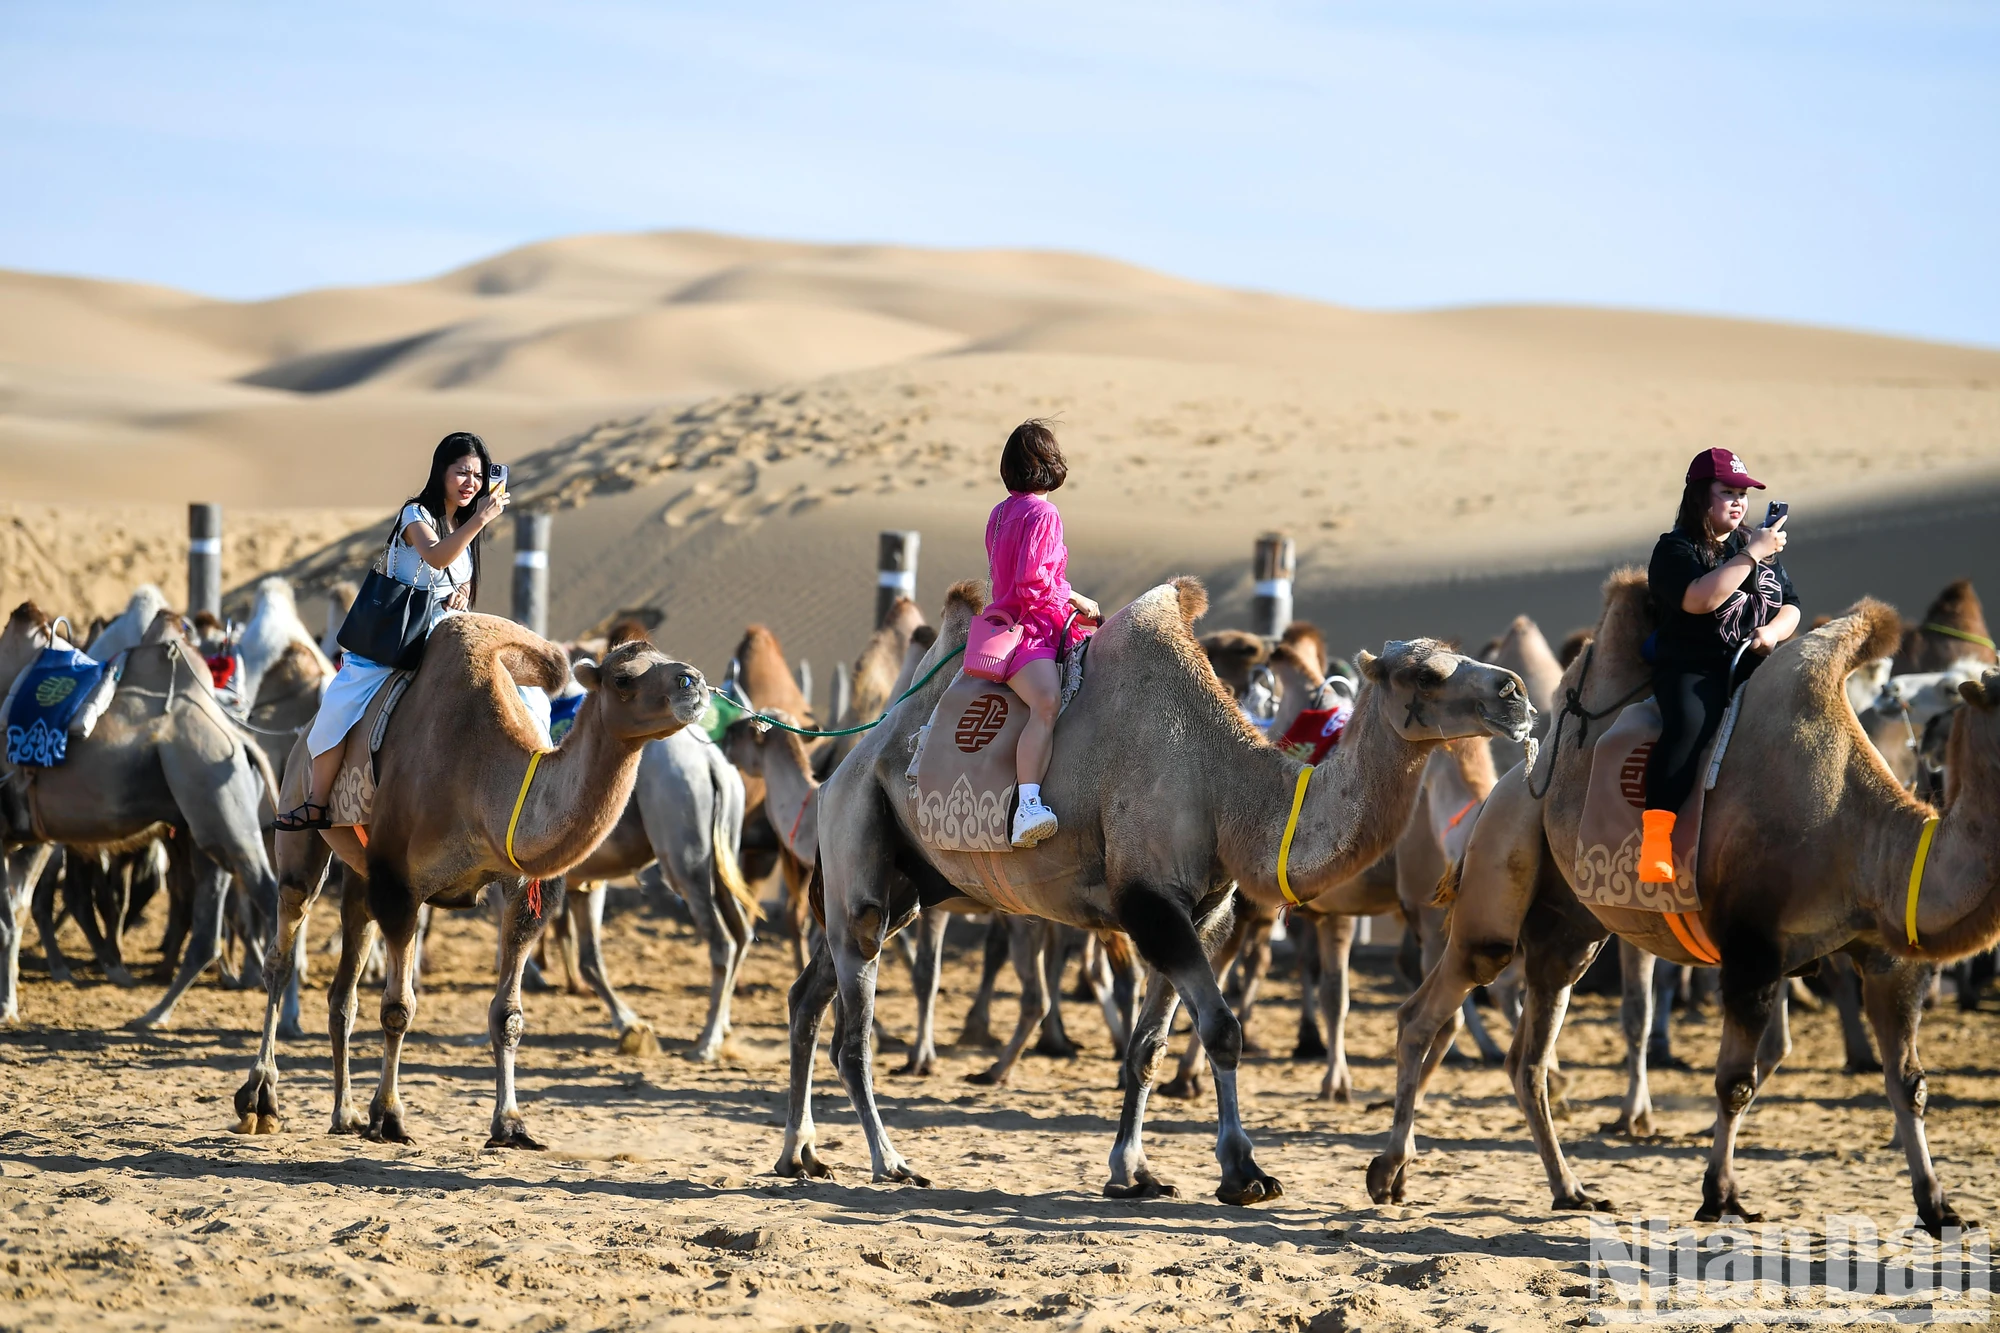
[{"x1": 272, "y1": 802, "x2": 333, "y2": 833}]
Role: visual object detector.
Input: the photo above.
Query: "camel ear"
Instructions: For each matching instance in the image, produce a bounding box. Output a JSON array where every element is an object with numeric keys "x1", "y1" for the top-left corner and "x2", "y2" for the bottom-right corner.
[
  {"x1": 573, "y1": 658, "x2": 601, "y2": 692},
  {"x1": 1961, "y1": 677, "x2": 1993, "y2": 709},
  {"x1": 1356, "y1": 649, "x2": 1381, "y2": 682}
]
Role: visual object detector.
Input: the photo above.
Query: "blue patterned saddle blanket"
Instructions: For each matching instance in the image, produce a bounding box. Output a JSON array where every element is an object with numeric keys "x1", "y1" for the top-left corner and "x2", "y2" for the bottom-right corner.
[{"x1": 5, "y1": 646, "x2": 112, "y2": 767}]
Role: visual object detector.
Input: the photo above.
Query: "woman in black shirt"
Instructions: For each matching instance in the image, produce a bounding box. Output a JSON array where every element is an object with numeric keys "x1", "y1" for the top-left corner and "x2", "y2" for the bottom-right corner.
[{"x1": 1638, "y1": 448, "x2": 1800, "y2": 883}]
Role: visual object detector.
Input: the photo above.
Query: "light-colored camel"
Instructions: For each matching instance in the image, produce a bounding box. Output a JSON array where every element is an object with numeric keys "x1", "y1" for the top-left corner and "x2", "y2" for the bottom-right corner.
[
  {"x1": 823, "y1": 596, "x2": 927, "y2": 773},
  {"x1": 1482, "y1": 615, "x2": 1563, "y2": 773},
  {"x1": 560, "y1": 726, "x2": 755, "y2": 1061},
  {"x1": 233, "y1": 615, "x2": 707, "y2": 1144},
  {"x1": 85, "y1": 585, "x2": 170, "y2": 662},
  {"x1": 780, "y1": 578, "x2": 1533, "y2": 1203},
  {"x1": 1371, "y1": 574, "x2": 2000, "y2": 1233},
  {"x1": 0, "y1": 602, "x2": 278, "y2": 1028},
  {"x1": 318, "y1": 580, "x2": 357, "y2": 661}
]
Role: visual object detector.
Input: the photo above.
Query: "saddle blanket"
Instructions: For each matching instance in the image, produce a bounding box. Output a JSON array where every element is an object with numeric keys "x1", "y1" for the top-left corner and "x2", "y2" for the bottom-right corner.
[
  {"x1": 5, "y1": 646, "x2": 112, "y2": 767},
  {"x1": 911, "y1": 671, "x2": 1032, "y2": 853},
  {"x1": 548, "y1": 690, "x2": 585, "y2": 744},
  {"x1": 1572, "y1": 698, "x2": 1709, "y2": 914},
  {"x1": 1272, "y1": 700, "x2": 1351, "y2": 764},
  {"x1": 328, "y1": 669, "x2": 414, "y2": 826}
]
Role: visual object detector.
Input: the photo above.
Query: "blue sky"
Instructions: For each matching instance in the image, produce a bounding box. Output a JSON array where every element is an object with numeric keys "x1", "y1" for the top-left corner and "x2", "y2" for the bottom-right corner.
[{"x1": 4, "y1": 2, "x2": 1996, "y2": 345}]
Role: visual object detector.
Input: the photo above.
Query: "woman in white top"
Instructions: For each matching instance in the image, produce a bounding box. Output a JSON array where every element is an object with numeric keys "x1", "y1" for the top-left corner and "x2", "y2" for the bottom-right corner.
[{"x1": 275, "y1": 432, "x2": 509, "y2": 831}]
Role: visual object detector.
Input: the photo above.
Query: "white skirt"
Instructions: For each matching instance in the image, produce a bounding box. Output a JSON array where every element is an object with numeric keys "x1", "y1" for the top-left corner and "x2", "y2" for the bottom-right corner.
[{"x1": 308, "y1": 654, "x2": 554, "y2": 757}]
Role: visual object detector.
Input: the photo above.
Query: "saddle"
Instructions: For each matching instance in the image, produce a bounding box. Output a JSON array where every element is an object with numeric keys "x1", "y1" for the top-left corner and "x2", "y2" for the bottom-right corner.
[
  {"x1": 908, "y1": 632, "x2": 1090, "y2": 854},
  {"x1": 3, "y1": 645, "x2": 113, "y2": 767},
  {"x1": 326, "y1": 671, "x2": 415, "y2": 827},
  {"x1": 1572, "y1": 699, "x2": 1709, "y2": 916}
]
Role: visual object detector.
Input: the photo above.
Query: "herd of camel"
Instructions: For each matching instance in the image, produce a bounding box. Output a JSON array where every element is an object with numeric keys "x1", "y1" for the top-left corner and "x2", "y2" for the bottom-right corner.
[{"x1": 0, "y1": 563, "x2": 1995, "y2": 1236}]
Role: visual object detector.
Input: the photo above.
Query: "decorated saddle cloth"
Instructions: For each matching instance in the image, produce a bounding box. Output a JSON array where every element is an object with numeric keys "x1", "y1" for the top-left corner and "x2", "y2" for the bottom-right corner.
[
  {"x1": 4, "y1": 645, "x2": 114, "y2": 767},
  {"x1": 909, "y1": 633, "x2": 1091, "y2": 854},
  {"x1": 1573, "y1": 698, "x2": 1712, "y2": 916},
  {"x1": 327, "y1": 670, "x2": 415, "y2": 827}
]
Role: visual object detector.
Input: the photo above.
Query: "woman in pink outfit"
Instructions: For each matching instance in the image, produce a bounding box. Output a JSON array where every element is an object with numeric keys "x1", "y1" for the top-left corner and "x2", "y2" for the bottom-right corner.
[{"x1": 986, "y1": 420, "x2": 1099, "y2": 848}]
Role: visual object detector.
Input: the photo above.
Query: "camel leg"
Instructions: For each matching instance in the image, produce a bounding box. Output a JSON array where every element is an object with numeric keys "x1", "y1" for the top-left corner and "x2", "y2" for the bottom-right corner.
[
  {"x1": 1159, "y1": 905, "x2": 1248, "y2": 1101},
  {"x1": 1035, "y1": 922, "x2": 1082, "y2": 1058},
  {"x1": 967, "y1": 916, "x2": 1051, "y2": 1087},
  {"x1": 31, "y1": 851, "x2": 73, "y2": 985},
  {"x1": 95, "y1": 854, "x2": 139, "y2": 988},
  {"x1": 67, "y1": 854, "x2": 133, "y2": 988},
  {"x1": 828, "y1": 908, "x2": 928, "y2": 1185},
  {"x1": 1368, "y1": 765, "x2": 1550, "y2": 1206},
  {"x1": 896, "y1": 905, "x2": 950, "y2": 1076},
  {"x1": 1604, "y1": 938, "x2": 1657, "y2": 1137},
  {"x1": 955, "y1": 917, "x2": 1010, "y2": 1048},
  {"x1": 1292, "y1": 913, "x2": 1327, "y2": 1059},
  {"x1": 1231, "y1": 913, "x2": 1276, "y2": 1056},
  {"x1": 680, "y1": 872, "x2": 741, "y2": 1065},
  {"x1": 774, "y1": 936, "x2": 838, "y2": 1178},
  {"x1": 489, "y1": 879, "x2": 555, "y2": 1150},
  {"x1": 1082, "y1": 933, "x2": 1132, "y2": 1054},
  {"x1": 1860, "y1": 954, "x2": 1959, "y2": 1235},
  {"x1": 1, "y1": 847, "x2": 55, "y2": 1023},
  {"x1": 232, "y1": 844, "x2": 327, "y2": 1136},
  {"x1": 568, "y1": 880, "x2": 644, "y2": 1039},
  {"x1": 1824, "y1": 951, "x2": 1882, "y2": 1073},
  {"x1": 326, "y1": 869, "x2": 375, "y2": 1135},
  {"x1": 1510, "y1": 898, "x2": 1613, "y2": 1211},
  {"x1": 1427, "y1": 902, "x2": 1507, "y2": 1066},
  {"x1": 277, "y1": 920, "x2": 309, "y2": 1041},
  {"x1": 1696, "y1": 964, "x2": 1791, "y2": 1224},
  {"x1": 780, "y1": 851, "x2": 811, "y2": 975},
  {"x1": 130, "y1": 844, "x2": 231, "y2": 1030},
  {"x1": 1317, "y1": 913, "x2": 1360, "y2": 1102},
  {"x1": 365, "y1": 885, "x2": 424, "y2": 1145},
  {"x1": 1105, "y1": 963, "x2": 1183, "y2": 1198}
]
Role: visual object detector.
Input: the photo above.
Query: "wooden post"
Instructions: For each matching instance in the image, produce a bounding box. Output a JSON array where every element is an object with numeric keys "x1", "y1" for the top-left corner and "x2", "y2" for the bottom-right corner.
[
  {"x1": 1250, "y1": 532, "x2": 1295, "y2": 638},
  {"x1": 876, "y1": 530, "x2": 919, "y2": 628},
  {"x1": 512, "y1": 513, "x2": 551, "y2": 638},
  {"x1": 187, "y1": 504, "x2": 221, "y2": 619}
]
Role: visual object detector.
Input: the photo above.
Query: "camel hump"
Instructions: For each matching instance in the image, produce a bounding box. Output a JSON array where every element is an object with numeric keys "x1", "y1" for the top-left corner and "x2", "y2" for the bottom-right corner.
[
  {"x1": 1804, "y1": 598, "x2": 1904, "y2": 682},
  {"x1": 428, "y1": 613, "x2": 570, "y2": 693},
  {"x1": 1172, "y1": 576, "x2": 1208, "y2": 625},
  {"x1": 944, "y1": 580, "x2": 986, "y2": 616}
]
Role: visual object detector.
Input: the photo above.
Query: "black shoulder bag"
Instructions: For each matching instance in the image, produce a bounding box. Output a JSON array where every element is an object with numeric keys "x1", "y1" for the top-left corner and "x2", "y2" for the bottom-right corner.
[{"x1": 336, "y1": 518, "x2": 457, "y2": 670}]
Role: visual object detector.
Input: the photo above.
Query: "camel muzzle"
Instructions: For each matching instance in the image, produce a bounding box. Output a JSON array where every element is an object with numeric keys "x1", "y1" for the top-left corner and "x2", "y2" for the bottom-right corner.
[{"x1": 1483, "y1": 701, "x2": 1536, "y2": 744}]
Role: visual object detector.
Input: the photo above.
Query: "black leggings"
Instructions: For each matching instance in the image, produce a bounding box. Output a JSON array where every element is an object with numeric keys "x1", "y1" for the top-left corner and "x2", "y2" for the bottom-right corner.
[{"x1": 1645, "y1": 662, "x2": 1733, "y2": 815}]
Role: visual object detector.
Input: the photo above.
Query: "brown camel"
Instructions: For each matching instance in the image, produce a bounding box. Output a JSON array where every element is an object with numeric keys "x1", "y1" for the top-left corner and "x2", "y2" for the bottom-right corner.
[
  {"x1": 1893, "y1": 578, "x2": 1995, "y2": 674},
  {"x1": 233, "y1": 614, "x2": 707, "y2": 1144},
  {"x1": 1370, "y1": 574, "x2": 2000, "y2": 1234},
  {"x1": 779, "y1": 577, "x2": 1533, "y2": 1203},
  {"x1": 0, "y1": 602, "x2": 279, "y2": 1029}
]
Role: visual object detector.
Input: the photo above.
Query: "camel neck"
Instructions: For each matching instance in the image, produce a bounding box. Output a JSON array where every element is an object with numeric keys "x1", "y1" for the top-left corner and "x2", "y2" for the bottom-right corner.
[
  {"x1": 497, "y1": 692, "x2": 646, "y2": 877},
  {"x1": 1900, "y1": 729, "x2": 2000, "y2": 957},
  {"x1": 1222, "y1": 680, "x2": 1431, "y2": 903},
  {"x1": 763, "y1": 733, "x2": 819, "y2": 858}
]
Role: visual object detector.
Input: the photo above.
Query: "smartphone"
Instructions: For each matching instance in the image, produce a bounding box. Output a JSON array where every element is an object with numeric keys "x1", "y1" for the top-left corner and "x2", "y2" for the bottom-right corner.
[
  {"x1": 489, "y1": 463, "x2": 509, "y2": 493},
  {"x1": 1762, "y1": 501, "x2": 1788, "y2": 528}
]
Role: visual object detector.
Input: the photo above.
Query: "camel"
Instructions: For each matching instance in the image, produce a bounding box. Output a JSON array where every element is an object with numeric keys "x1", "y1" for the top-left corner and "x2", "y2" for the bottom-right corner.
[
  {"x1": 1482, "y1": 615, "x2": 1563, "y2": 773},
  {"x1": 953, "y1": 921, "x2": 1137, "y2": 1077},
  {"x1": 0, "y1": 845, "x2": 56, "y2": 1022},
  {"x1": 318, "y1": 580, "x2": 357, "y2": 660},
  {"x1": 0, "y1": 602, "x2": 278, "y2": 1028},
  {"x1": 233, "y1": 614, "x2": 707, "y2": 1145},
  {"x1": 85, "y1": 585, "x2": 170, "y2": 662},
  {"x1": 31, "y1": 839, "x2": 169, "y2": 989},
  {"x1": 779, "y1": 577, "x2": 1533, "y2": 1203},
  {"x1": 1369, "y1": 573, "x2": 2000, "y2": 1234},
  {"x1": 1893, "y1": 578, "x2": 1995, "y2": 674},
  {"x1": 823, "y1": 596, "x2": 928, "y2": 773},
  {"x1": 558, "y1": 726, "x2": 755, "y2": 1061}
]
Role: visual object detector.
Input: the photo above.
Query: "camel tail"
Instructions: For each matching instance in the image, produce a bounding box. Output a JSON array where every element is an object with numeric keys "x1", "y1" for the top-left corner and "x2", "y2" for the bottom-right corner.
[
  {"x1": 807, "y1": 856, "x2": 827, "y2": 930},
  {"x1": 1431, "y1": 857, "x2": 1464, "y2": 910},
  {"x1": 711, "y1": 808, "x2": 761, "y2": 925},
  {"x1": 1095, "y1": 928, "x2": 1135, "y2": 976}
]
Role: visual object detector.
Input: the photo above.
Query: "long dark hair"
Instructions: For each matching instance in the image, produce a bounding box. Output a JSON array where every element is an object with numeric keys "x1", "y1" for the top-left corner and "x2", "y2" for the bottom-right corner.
[
  {"x1": 394, "y1": 431, "x2": 493, "y2": 603},
  {"x1": 1672, "y1": 478, "x2": 1723, "y2": 558}
]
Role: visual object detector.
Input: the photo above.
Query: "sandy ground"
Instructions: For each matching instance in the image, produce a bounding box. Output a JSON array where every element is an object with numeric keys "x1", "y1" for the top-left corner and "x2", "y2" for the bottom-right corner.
[{"x1": 4, "y1": 889, "x2": 1996, "y2": 1331}]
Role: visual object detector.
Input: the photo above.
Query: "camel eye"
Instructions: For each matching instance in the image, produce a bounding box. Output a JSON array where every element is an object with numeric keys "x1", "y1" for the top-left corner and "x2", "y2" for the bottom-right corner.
[{"x1": 676, "y1": 672, "x2": 698, "y2": 691}]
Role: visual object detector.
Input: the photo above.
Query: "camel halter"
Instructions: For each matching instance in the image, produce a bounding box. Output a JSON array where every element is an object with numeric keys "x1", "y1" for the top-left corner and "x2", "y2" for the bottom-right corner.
[
  {"x1": 1275, "y1": 766, "x2": 1313, "y2": 907},
  {"x1": 1906, "y1": 815, "x2": 1940, "y2": 948},
  {"x1": 1921, "y1": 622, "x2": 1996, "y2": 651},
  {"x1": 506, "y1": 750, "x2": 547, "y2": 916}
]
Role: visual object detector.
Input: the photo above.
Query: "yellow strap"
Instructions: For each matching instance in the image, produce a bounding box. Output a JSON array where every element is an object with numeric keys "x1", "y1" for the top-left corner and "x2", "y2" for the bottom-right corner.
[
  {"x1": 1276, "y1": 765, "x2": 1313, "y2": 907},
  {"x1": 1906, "y1": 815, "x2": 1939, "y2": 947},
  {"x1": 506, "y1": 751, "x2": 546, "y2": 871}
]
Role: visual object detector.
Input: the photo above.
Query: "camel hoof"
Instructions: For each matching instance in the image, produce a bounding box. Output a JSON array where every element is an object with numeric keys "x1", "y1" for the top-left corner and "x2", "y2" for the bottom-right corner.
[
  {"x1": 878, "y1": 1164, "x2": 930, "y2": 1187},
  {"x1": 1646, "y1": 1047, "x2": 1694, "y2": 1073},
  {"x1": 1217, "y1": 1173, "x2": 1284, "y2": 1206},
  {"x1": 895, "y1": 1056, "x2": 936, "y2": 1078},
  {"x1": 956, "y1": 1025, "x2": 1002, "y2": 1050},
  {"x1": 1365, "y1": 1155, "x2": 1408, "y2": 1206},
  {"x1": 964, "y1": 1066, "x2": 1008, "y2": 1087},
  {"x1": 1292, "y1": 1034, "x2": 1328, "y2": 1062},
  {"x1": 1104, "y1": 1170, "x2": 1179, "y2": 1200},
  {"x1": 328, "y1": 1112, "x2": 367, "y2": 1136},
  {"x1": 1363, "y1": 1098, "x2": 1393, "y2": 1113},
  {"x1": 618, "y1": 1024, "x2": 660, "y2": 1058},
  {"x1": 1846, "y1": 1056, "x2": 1884, "y2": 1075},
  {"x1": 1921, "y1": 1204, "x2": 1967, "y2": 1237},
  {"x1": 366, "y1": 1113, "x2": 413, "y2": 1145},
  {"x1": 125, "y1": 1010, "x2": 170, "y2": 1032},
  {"x1": 1601, "y1": 1113, "x2": 1657, "y2": 1139},
  {"x1": 485, "y1": 1127, "x2": 546, "y2": 1151},
  {"x1": 1320, "y1": 1079, "x2": 1353, "y2": 1104},
  {"x1": 1034, "y1": 1036, "x2": 1079, "y2": 1060},
  {"x1": 255, "y1": 1113, "x2": 283, "y2": 1135},
  {"x1": 1554, "y1": 1191, "x2": 1618, "y2": 1213},
  {"x1": 231, "y1": 1112, "x2": 260, "y2": 1135},
  {"x1": 1695, "y1": 1197, "x2": 1762, "y2": 1224},
  {"x1": 107, "y1": 967, "x2": 138, "y2": 990},
  {"x1": 276, "y1": 1021, "x2": 308, "y2": 1042},
  {"x1": 1156, "y1": 1074, "x2": 1203, "y2": 1102}
]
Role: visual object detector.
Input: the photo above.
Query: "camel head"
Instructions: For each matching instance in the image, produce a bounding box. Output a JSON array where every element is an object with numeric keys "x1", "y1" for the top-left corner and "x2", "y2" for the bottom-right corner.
[
  {"x1": 1355, "y1": 639, "x2": 1535, "y2": 745},
  {"x1": 572, "y1": 641, "x2": 708, "y2": 743}
]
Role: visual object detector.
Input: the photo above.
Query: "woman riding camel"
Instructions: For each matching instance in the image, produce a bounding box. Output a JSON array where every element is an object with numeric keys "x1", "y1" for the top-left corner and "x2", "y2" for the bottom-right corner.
[
  {"x1": 984, "y1": 420, "x2": 1098, "y2": 849},
  {"x1": 1639, "y1": 447, "x2": 1799, "y2": 882},
  {"x1": 274, "y1": 432, "x2": 510, "y2": 831}
]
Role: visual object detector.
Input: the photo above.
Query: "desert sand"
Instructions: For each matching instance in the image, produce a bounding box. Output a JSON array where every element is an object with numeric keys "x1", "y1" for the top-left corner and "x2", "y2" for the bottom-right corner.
[
  {"x1": 3, "y1": 232, "x2": 1997, "y2": 671},
  {"x1": 4, "y1": 888, "x2": 1995, "y2": 1330}
]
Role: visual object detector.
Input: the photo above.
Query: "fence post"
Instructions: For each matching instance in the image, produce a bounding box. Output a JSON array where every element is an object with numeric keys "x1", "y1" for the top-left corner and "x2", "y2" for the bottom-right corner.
[
  {"x1": 188, "y1": 504, "x2": 222, "y2": 619},
  {"x1": 877, "y1": 530, "x2": 920, "y2": 628},
  {"x1": 513, "y1": 513, "x2": 551, "y2": 638},
  {"x1": 1250, "y1": 532, "x2": 1295, "y2": 638}
]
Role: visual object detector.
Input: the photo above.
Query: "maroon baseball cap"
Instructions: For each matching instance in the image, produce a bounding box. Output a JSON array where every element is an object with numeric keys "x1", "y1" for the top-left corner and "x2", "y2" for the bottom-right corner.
[{"x1": 1685, "y1": 447, "x2": 1764, "y2": 490}]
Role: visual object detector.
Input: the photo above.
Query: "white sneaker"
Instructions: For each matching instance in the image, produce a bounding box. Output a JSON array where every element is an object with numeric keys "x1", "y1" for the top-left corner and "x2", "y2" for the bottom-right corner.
[{"x1": 1011, "y1": 795, "x2": 1059, "y2": 849}]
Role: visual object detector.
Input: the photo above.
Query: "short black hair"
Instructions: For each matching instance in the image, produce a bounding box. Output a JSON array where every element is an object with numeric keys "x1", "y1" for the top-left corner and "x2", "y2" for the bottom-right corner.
[{"x1": 999, "y1": 419, "x2": 1068, "y2": 494}]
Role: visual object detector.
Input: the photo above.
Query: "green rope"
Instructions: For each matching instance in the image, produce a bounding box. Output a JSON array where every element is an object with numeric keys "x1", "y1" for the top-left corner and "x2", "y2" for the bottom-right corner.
[
  {"x1": 1921, "y1": 622, "x2": 1996, "y2": 651},
  {"x1": 710, "y1": 644, "x2": 965, "y2": 739}
]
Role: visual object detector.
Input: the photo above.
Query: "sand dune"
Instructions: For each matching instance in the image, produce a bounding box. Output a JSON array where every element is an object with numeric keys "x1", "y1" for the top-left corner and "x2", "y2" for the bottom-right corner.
[{"x1": 3, "y1": 230, "x2": 1997, "y2": 654}]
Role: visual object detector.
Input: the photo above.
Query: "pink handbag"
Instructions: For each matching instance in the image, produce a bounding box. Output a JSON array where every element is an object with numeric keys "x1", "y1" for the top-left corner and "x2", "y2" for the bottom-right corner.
[{"x1": 964, "y1": 608, "x2": 1026, "y2": 682}]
